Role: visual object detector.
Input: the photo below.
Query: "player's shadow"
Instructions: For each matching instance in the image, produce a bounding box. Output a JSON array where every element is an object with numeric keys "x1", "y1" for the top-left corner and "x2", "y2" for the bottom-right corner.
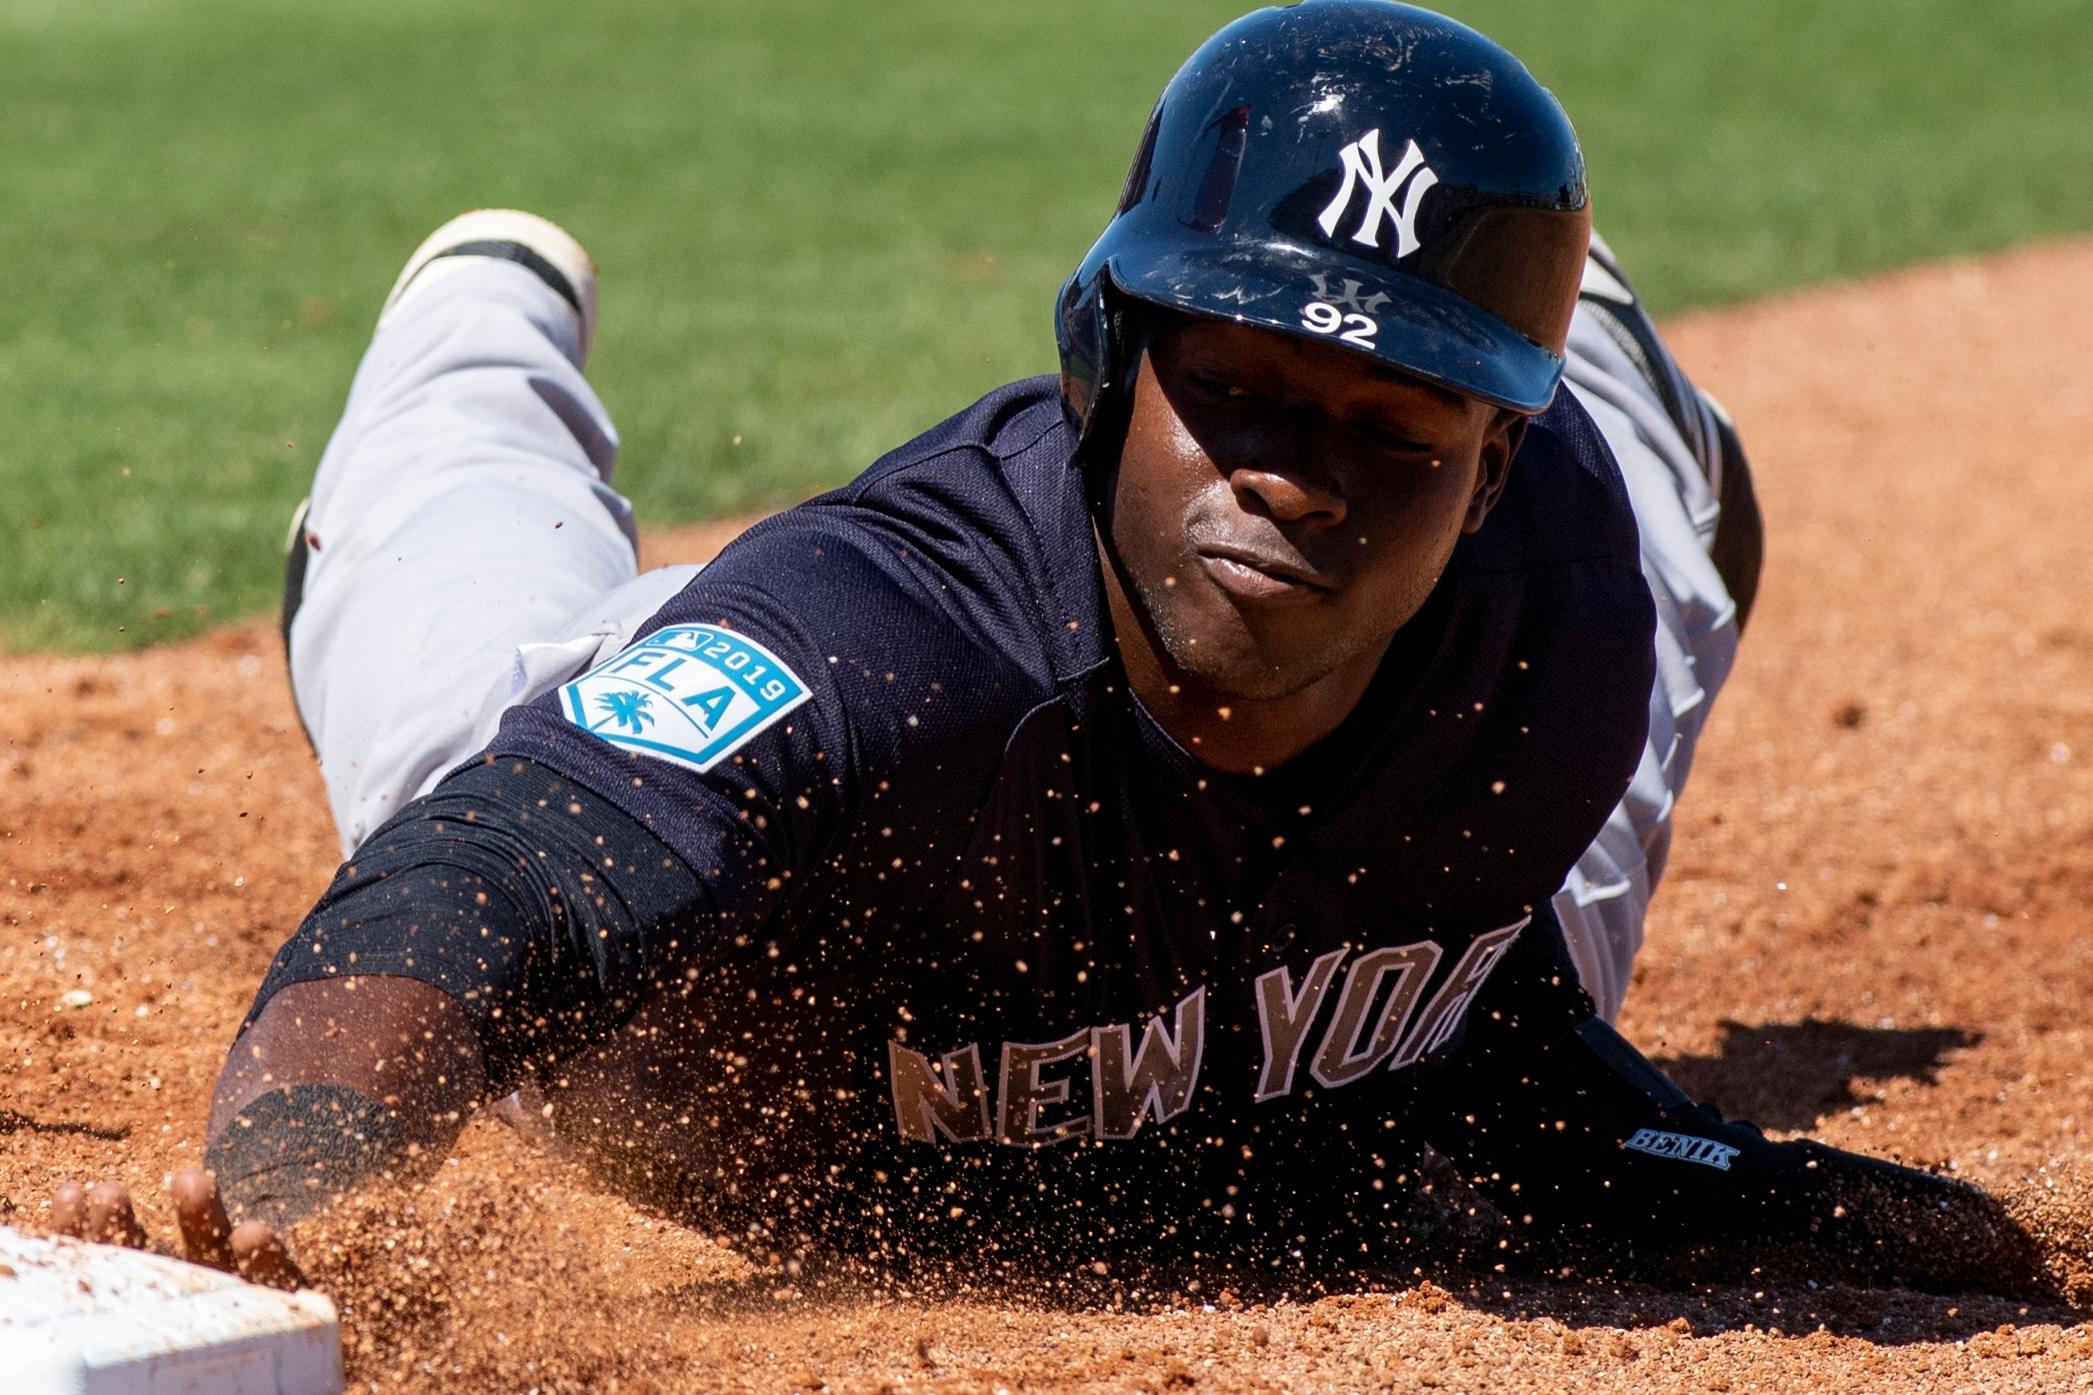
[
  {"x1": 0, "y1": 1107, "x2": 129, "y2": 1141},
  {"x1": 1648, "y1": 1018, "x2": 1978, "y2": 1131},
  {"x1": 1418, "y1": 1264, "x2": 2074, "y2": 1348}
]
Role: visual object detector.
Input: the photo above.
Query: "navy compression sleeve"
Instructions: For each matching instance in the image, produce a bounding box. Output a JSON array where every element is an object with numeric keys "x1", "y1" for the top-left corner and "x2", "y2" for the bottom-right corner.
[
  {"x1": 1418, "y1": 911, "x2": 2032, "y2": 1288},
  {"x1": 247, "y1": 756, "x2": 711, "y2": 1090}
]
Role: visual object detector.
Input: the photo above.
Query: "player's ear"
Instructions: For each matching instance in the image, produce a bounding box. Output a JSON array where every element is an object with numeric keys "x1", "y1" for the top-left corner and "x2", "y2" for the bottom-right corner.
[{"x1": 1462, "y1": 409, "x2": 1525, "y2": 533}]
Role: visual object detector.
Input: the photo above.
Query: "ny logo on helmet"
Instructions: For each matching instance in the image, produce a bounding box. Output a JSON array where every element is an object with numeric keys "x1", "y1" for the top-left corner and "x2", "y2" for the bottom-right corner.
[{"x1": 1316, "y1": 129, "x2": 1439, "y2": 258}]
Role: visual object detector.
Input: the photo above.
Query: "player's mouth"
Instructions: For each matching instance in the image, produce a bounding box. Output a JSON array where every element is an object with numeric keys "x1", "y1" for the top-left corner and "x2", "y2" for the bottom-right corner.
[{"x1": 1196, "y1": 544, "x2": 1332, "y2": 603}]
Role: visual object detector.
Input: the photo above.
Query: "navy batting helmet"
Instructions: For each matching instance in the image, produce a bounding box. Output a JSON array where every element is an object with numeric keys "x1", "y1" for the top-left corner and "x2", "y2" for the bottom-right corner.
[{"x1": 1057, "y1": 0, "x2": 1591, "y2": 456}]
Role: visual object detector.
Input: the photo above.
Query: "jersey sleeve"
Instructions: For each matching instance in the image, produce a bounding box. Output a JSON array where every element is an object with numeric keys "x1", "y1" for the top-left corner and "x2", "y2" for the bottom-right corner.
[
  {"x1": 483, "y1": 507, "x2": 1044, "y2": 916},
  {"x1": 245, "y1": 757, "x2": 710, "y2": 1089},
  {"x1": 247, "y1": 508, "x2": 1043, "y2": 1086}
]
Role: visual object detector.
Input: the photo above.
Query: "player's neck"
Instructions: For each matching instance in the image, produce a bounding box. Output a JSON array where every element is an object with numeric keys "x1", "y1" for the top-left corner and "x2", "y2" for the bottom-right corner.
[{"x1": 1099, "y1": 553, "x2": 1389, "y2": 775}]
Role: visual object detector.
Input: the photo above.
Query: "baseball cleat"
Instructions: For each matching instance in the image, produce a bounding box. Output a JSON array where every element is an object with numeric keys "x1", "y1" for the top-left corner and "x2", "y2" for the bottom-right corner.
[{"x1": 376, "y1": 208, "x2": 599, "y2": 365}]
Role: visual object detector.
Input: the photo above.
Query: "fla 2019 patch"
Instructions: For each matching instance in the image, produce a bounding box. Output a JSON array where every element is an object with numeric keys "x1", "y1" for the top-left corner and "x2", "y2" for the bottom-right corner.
[{"x1": 560, "y1": 624, "x2": 811, "y2": 774}]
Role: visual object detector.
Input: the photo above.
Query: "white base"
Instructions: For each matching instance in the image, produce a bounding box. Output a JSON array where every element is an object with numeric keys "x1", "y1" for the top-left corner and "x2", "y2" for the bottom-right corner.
[{"x1": 0, "y1": 1225, "x2": 341, "y2": 1394}]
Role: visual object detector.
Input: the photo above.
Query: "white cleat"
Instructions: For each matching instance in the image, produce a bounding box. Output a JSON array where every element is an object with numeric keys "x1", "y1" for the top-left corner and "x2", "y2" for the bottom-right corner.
[{"x1": 376, "y1": 208, "x2": 599, "y2": 365}]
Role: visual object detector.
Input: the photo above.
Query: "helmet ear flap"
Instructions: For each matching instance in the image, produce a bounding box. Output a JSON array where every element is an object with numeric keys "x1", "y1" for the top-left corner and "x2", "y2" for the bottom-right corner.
[{"x1": 1059, "y1": 275, "x2": 1144, "y2": 471}]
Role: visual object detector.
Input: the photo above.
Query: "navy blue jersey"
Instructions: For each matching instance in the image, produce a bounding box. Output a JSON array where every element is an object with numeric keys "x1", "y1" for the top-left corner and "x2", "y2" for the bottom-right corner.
[{"x1": 258, "y1": 376, "x2": 1655, "y2": 1254}]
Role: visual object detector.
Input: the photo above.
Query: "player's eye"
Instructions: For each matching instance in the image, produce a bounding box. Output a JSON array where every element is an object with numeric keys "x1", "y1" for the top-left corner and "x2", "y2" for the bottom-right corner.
[
  {"x1": 1357, "y1": 419, "x2": 1432, "y2": 454},
  {"x1": 1187, "y1": 373, "x2": 1260, "y2": 403}
]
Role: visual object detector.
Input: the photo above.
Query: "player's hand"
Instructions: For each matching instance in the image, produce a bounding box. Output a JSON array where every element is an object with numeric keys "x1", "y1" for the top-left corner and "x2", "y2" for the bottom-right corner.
[
  {"x1": 1794, "y1": 1144, "x2": 2054, "y2": 1298},
  {"x1": 49, "y1": 1168, "x2": 308, "y2": 1291}
]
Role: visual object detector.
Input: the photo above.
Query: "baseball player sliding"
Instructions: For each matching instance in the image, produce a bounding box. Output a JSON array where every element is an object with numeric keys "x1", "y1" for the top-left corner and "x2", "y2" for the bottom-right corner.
[{"x1": 58, "y1": 0, "x2": 2028, "y2": 1292}]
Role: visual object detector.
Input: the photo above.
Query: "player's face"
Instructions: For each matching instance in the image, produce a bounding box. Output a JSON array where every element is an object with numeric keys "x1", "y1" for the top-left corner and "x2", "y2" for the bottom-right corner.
[{"x1": 1101, "y1": 313, "x2": 1520, "y2": 704}]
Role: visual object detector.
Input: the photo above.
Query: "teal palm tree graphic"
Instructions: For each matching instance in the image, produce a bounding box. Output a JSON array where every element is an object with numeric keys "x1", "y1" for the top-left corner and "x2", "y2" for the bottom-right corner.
[{"x1": 590, "y1": 690, "x2": 656, "y2": 735}]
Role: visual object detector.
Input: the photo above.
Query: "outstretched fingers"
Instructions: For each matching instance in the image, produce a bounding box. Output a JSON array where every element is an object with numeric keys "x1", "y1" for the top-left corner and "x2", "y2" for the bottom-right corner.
[
  {"x1": 171, "y1": 1168, "x2": 238, "y2": 1271},
  {"x1": 52, "y1": 1181, "x2": 151, "y2": 1249},
  {"x1": 84, "y1": 1181, "x2": 150, "y2": 1249},
  {"x1": 49, "y1": 1172, "x2": 306, "y2": 1291},
  {"x1": 50, "y1": 1181, "x2": 89, "y2": 1238},
  {"x1": 230, "y1": 1220, "x2": 308, "y2": 1291}
]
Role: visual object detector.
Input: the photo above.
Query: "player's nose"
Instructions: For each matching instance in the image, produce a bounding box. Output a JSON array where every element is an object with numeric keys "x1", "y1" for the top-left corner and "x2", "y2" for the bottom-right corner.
[{"x1": 1225, "y1": 452, "x2": 1348, "y2": 528}]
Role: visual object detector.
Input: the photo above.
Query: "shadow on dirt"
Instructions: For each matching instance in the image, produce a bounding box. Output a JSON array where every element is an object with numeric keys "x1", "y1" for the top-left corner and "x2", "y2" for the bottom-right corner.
[
  {"x1": 763, "y1": 1240, "x2": 2079, "y2": 1349},
  {"x1": 1325, "y1": 1175, "x2": 2072, "y2": 1346},
  {"x1": 1417, "y1": 1264, "x2": 2077, "y2": 1347},
  {"x1": 0, "y1": 1107, "x2": 129, "y2": 1141},
  {"x1": 735, "y1": 1172, "x2": 2078, "y2": 1348},
  {"x1": 1652, "y1": 1018, "x2": 1979, "y2": 1131}
]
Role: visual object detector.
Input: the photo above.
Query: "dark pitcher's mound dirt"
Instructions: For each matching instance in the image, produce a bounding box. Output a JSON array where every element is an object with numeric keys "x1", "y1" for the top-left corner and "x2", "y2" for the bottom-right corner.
[{"x1": 9, "y1": 240, "x2": 2093, "y2": 1392}]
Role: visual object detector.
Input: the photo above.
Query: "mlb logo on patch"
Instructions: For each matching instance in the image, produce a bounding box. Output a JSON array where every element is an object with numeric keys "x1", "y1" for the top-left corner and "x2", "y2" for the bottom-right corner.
[{"x1": 561, "y1": 624, "x2": 810, "y2": 773}]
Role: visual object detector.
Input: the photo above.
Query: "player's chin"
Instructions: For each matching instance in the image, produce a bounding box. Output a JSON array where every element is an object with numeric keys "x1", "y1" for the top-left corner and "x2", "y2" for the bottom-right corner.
[{"x1": 1164, "y1": 618, "x2": 1353, "y2": 704}]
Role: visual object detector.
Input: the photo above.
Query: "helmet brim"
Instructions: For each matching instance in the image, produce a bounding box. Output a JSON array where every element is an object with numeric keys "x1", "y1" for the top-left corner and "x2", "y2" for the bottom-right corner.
[{"x1": 1105, "y1": 234, "x2": 1565, "y2": 414}]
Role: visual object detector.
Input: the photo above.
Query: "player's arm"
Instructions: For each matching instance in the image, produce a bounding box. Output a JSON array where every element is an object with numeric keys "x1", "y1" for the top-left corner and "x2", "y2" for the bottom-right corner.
[
  {"x1": 1416, "y1": 910, "x2": 2044, "y2": 1293},
  {"x1": 52, "y1": 754, "x2": 716, "y2": 1282},
  {"x1": 193, "y1": 754, "x2": 719, "y2": 1226},
  {"x1": 188, "y1": 507, "x2": 1001, "y2": 1228},
  {"x1": 200, "y1": 978, "x2": 483, "y2": 1221},
  {"x1": 67, "y1": 512, "x2": 1012, "y2": 1269}
]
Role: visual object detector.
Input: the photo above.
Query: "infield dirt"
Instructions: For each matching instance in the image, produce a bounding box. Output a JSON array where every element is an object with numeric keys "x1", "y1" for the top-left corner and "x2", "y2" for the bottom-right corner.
[{"x1": 7, "y1": 241, "x2": 2093, "y2": 1392}]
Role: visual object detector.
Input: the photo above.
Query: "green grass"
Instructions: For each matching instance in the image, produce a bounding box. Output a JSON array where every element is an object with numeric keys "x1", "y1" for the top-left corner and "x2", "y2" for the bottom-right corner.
[{"x1": 4, "y1": 0, "x2": 2090, "y2": 652}]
